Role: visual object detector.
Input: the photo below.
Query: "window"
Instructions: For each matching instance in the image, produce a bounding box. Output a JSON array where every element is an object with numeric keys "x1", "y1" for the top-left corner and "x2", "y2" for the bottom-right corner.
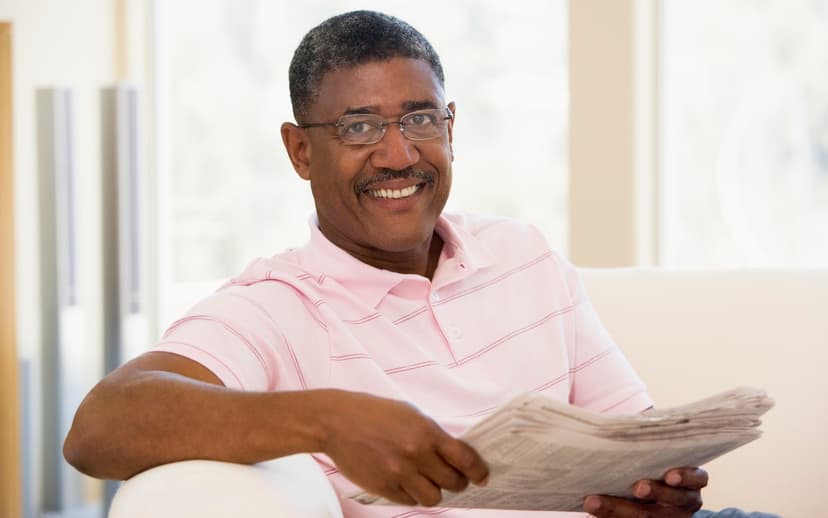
[
  {"x1": 154, "y1": 1, "x2": 568, "y2": 328},
  {"x1": 661, "y1": 0, "x2": 828, "y2": 267}
]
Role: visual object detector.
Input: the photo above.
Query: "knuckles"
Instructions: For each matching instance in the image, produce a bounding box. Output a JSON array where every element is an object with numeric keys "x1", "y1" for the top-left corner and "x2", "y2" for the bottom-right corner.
[
  {"x1": 398, "y1": 437, "x2": 431, "y2": 459},
  {"x1": 381, "y1": 456, "x2": 413, "y2": 481}
]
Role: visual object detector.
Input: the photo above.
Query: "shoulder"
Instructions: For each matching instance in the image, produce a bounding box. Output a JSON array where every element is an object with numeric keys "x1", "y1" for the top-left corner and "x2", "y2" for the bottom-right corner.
[
  {"x1": 444, "y1": 212, "x2": 554, "y2": 252},
  {"x1": 219, "y1": 249, "x2": 325, "y2": 298},
  {"x1": 444, "y1": 211, "x2": 580, "y2": 298},
  {"x1": 178, "y1": 252, "x2": 326, "y2": 328},
  {"x1": 445, "y1": 212, "x2": 570, "y2": 266}
]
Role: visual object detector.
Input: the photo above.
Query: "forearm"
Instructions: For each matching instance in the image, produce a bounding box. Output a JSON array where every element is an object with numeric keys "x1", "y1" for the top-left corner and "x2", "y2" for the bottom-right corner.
[{"x1": 64, "y1": 369, "x2": 331, "y2": 480}]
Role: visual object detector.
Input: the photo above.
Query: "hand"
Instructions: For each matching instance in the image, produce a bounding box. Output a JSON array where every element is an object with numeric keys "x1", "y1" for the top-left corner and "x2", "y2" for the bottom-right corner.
[
  {"x1": 320, "y1": 390, "x2": 489, "y2": 507},
  {"x1": 583, "y1": 467, "x2": 708, "y2": 517}
]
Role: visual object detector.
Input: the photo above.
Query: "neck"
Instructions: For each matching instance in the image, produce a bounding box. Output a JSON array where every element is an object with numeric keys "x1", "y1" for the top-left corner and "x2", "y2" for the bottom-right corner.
[{"x1": 345, "y1": 232, "x2": 444, "y2": 280}]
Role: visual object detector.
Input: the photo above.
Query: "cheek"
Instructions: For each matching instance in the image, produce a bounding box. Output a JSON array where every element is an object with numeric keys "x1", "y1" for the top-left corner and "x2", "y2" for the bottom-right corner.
[
  {"x1": 439, "y1": 170, "x2": 452, "y2": 203},
  {"x1": 309, "y1": 151, "x2": 369, "y2": 202}
]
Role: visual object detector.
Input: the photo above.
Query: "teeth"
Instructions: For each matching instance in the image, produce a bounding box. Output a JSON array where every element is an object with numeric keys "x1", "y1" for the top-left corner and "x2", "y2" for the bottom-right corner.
[{"x1": 369, "y1": 184, "x2": 419, "y2": 199}]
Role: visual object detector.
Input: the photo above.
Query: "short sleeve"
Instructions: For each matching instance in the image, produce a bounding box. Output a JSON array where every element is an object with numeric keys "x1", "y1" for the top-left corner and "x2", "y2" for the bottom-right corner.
[
  {"x1": 153, "y1": 288, "x2": 288, "y2": 392},
  {"x1": 558, "y1": 257, "x2": 653, "y2": 415}
]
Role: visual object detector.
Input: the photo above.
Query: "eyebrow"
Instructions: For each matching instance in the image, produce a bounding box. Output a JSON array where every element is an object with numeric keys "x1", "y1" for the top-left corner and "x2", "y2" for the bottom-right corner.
[
  {"x1": 342, "y1": 106, "x2": 376, "y2": 115},
  {"x1": 402, "y1": 100, "x2": 439, "y2": 111},
  {"x1": 342, "y1": 100, "x2": 440, "y2": 116}
]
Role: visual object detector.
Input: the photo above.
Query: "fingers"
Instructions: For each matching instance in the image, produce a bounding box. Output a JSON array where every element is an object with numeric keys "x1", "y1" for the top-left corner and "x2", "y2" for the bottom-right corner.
[
  {"x1": 403, "y1": 435, "x2": 486, "y2": 505},
  {"x1": 436, "y1": 437, "x2": 490, "y2": 486},
  {"x1": 393, "y1": 436, "x2": 487, "y2": 507},
  {"x1": 583, "y1": 466, "x2": 708, "y2": 517},
  {"x1": 385, "y1": 452, "x2": 461, "y2": 507},
  {"x1": 401, "y1": 473, "x2": 443, "y2": 507},
  {"x1": 371, "y1": 454, "x2": 445, "y2": 507},
  {"x1": 631, "y1": 479, "x2": 703, "y2": 511},
  {"x1": 419, "y1": 451, "x2": 469, "y2": 493},
  {"x1": 371, "y1": 431, "x2": 484, "y2": 506},
  {"x1": 663, "y1": 467, "x2": 709, "y2": 490},
  {"x1": 383, "y1": 486, "x2": 417, "y2": 507},
  {"x1": 584, "y1": 495, "x2": 665, "y2": 517}
]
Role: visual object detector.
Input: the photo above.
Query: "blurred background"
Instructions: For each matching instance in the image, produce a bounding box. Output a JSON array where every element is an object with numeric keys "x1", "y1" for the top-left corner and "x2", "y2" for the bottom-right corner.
[{"x1": 0, "y1": 1, "x2": 826, "y2": 517}]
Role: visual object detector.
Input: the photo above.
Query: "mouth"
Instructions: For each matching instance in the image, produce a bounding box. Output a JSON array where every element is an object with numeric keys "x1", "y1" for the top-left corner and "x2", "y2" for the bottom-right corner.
[
  {"x1": 366, "y1": 183, "x2": 423, "y2": 200},
  {"x1": 355, "y1": 167, "x2": 435, "y2": 199}
]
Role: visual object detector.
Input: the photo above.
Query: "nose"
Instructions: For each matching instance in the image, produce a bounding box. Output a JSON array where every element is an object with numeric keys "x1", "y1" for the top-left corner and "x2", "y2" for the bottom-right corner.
[{"x1": 369, "y1": 123, "x2": 420, "y2": 171}]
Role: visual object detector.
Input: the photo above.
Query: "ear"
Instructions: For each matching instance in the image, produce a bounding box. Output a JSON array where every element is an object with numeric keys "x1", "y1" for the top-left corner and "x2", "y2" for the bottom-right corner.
[
  {"x1": 447, "y1": 101, "x2": 456, "y2": 162},
  {"x1": 281, "y1": 122, "x2": 312, "y2": 180}
]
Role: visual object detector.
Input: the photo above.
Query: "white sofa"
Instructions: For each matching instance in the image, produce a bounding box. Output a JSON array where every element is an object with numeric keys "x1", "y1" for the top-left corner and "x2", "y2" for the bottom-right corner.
[{"x1": 109, "y1": 269, "x2": 828, "y2": 517}]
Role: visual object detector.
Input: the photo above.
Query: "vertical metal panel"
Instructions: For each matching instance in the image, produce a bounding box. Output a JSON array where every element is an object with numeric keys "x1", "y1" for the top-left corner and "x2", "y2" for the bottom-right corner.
[
  {"x1": 119, "y1": 87, "x2": 142, "y2": 316},
  {"x1": 36, "y1": 88, "x2": 86, "y2": 512},
  {"x1": 100, "y1": 84, "x2": 145, "y2": 510},
  {"x1": 100, "y1": 88, "x2": 121, "y2": 376},
  {"x1": 101, "y1": 84, "x2": 145, "y2": 372}
]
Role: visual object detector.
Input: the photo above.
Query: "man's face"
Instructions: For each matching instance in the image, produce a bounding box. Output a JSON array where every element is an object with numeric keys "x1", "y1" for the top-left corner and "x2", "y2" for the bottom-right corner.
[{"x1": 294, "y1": 57, "x2": 455, "y2": 266}]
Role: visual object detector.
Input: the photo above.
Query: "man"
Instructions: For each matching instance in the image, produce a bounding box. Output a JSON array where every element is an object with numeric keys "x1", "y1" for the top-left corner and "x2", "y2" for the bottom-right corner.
[{"x1": 65, "y1": 11, "x2": 708, "y2": 517}]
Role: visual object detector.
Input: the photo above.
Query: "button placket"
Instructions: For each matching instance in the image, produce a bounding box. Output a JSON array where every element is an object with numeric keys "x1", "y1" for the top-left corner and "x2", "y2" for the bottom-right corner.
[{"x1": 426, "y1": 288, "x2": 463, "y2": 363}]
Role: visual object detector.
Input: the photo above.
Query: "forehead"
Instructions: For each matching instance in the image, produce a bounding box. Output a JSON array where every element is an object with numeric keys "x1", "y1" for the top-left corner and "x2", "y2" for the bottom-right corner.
[{"x1": 310, "y1": 57, "x2": 445, "y2": 118}]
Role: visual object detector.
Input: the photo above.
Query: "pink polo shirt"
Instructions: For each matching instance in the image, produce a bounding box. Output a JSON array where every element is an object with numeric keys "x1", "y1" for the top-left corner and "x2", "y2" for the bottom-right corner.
[{"x1": 155, "y1": 212, "x2": 652, "y2": 518}]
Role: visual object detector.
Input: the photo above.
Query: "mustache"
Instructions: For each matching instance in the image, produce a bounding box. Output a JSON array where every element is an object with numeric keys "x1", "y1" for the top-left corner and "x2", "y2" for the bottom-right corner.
[{"x1": 354, "y1": 168, "x2": 435, "y2": 194}]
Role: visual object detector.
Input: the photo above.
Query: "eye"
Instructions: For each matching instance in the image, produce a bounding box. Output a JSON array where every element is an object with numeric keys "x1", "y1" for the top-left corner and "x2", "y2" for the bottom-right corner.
[
  {"x1": 404, "y1": 112, "x2": 437, "y2": 127},
  {"x1": 339, "y1": 115, "x2": 383, "y2": 137},
  {"x1": 343, "y1": 121, "x2": 370, "y2": 135}
]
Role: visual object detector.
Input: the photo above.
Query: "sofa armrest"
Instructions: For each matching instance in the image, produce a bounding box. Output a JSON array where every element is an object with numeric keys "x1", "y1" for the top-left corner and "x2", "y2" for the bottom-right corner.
[{"x1": 108, "y1": 454, "x2": 343, "y2": 518}]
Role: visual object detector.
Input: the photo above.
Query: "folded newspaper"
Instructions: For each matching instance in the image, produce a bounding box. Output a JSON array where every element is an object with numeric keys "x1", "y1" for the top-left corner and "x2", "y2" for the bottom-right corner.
[{"x1": 352, "y1": 386, "x2": 773, "y2": 511}]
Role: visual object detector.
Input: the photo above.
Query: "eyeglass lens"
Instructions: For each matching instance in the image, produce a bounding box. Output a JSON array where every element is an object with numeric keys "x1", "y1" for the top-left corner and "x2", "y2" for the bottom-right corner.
[{"x1": 338, "y1": 109, "x2": 450, "y2": 144}]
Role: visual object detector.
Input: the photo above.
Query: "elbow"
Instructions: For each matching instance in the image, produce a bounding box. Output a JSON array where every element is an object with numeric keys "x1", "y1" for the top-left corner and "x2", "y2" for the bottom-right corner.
[
  {"x1": 62, "y1": 426, "x2": 89, "y2": 475},
  {"x1": 63, "y1": 408, "x2": 105, "y2": 478},
  {"x1": 62, "y1": 387, "x2": 128, "y2": 480},
  {"x1": 63, "y1": 426, "x2": 140, "y2": 480}
]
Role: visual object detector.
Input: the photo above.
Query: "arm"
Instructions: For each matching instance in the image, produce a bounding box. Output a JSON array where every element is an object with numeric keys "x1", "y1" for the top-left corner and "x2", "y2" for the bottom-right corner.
[
  {"x1": 63, "y1": 351, "x2": 325, "y2": 479},
  {"x1": 63, "y1": 351, "x2": 488, "y2": 506}
]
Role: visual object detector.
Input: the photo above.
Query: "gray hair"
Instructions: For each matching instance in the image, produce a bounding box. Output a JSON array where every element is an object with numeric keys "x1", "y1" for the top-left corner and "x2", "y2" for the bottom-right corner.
[{"x1": 288, "y1": 10, "x2": 445, "y2": 122}]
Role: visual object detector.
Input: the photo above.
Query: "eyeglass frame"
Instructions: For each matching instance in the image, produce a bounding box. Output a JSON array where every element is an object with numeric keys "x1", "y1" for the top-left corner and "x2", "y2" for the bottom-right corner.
[{"x1": 297, "y1": 107, "x2": 454, "y2": 146}]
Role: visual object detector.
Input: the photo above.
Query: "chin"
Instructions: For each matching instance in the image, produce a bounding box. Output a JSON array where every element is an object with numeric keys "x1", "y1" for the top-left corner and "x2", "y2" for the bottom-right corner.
[{"x1": 368, "y1": 224, "x2": 434, "y2": 253}]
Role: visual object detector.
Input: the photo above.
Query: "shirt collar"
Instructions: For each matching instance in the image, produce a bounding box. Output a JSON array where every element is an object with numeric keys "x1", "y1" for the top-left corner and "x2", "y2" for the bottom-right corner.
[{"x1": 294, "y1": 213, "x2": 495, "y2": 308}]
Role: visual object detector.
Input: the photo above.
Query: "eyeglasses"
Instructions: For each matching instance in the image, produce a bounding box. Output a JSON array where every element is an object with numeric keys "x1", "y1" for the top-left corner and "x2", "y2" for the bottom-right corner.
[{"x1": 298, "y1": 108, "x2": 453, "y2": 146}]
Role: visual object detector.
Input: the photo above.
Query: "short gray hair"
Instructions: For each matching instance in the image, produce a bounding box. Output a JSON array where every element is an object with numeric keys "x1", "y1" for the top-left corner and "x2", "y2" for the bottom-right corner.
[{"x1": 288, "y1": 10, "x2": 445, "y2": 122}]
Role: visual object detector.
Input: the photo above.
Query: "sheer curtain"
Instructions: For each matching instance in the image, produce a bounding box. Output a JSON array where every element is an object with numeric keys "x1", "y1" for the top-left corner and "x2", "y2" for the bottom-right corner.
[{"x1": 661, "y1": 0, "x2": 828, "y2": 267}]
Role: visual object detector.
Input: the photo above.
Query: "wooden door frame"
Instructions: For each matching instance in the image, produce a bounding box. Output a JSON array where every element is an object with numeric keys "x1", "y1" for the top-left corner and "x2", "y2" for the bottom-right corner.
[{"x1": 0, "y1": 21, "x2": 23, "y2": 518}]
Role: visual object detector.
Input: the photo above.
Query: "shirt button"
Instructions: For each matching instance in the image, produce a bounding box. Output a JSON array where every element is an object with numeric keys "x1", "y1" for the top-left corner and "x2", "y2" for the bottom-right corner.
[
  {"x1": 449, "y1": 327, "x2": 463, "y2": 339},
  {"x1": 430, "y1": 292, "x2": 440, "y2": 302}
]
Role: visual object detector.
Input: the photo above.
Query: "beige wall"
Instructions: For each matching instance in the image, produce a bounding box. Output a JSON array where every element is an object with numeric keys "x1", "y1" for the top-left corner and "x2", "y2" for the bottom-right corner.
[
  {"x1": 584, "y1": 268, "x2": 828, "y2": 516},
  {"x1": 0, "y1": 0, "x2": 118, "y2": 510}
]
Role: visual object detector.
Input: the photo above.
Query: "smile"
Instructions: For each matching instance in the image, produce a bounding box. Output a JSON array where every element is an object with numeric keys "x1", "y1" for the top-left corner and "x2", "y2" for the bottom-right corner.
[{"x1": 368, "y1": 184, "x2": 421, "y2": 199}]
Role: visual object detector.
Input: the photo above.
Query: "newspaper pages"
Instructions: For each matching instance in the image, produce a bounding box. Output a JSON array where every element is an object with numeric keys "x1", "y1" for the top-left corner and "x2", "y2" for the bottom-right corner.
[{"x1": 352, "y1": 386, "x2": 773, "y2": 511}]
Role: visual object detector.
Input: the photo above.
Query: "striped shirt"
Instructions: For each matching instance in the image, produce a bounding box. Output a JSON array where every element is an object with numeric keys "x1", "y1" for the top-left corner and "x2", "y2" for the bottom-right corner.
[{"x1": 155, "y1": 212, "x2": 652, "y2": 518}]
